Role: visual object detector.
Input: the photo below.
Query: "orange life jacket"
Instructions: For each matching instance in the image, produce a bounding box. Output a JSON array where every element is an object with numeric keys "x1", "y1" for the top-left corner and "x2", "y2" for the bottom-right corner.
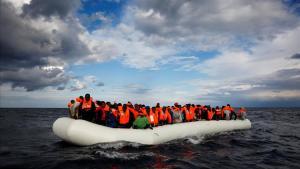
[
  {"x1": 215, "y1": 108, "x2": 221, "y2": 115},
  {"x1": 128, "y1": 107, "x2": 139, "y2": 119},
  {"x1": 183, "y1": 107, "x2": 194, "y2": 121},
  {"x1": 189, "y1": 107, "x2": 195, "y2": 121},
  {"x1": 140, "y1": 107, "x2": 147, "y2": 116},
  {"x1": 207, "y1": 108, "x2": 214, "y2": 120},
  {"x1": 147, "y1": 109, "x2": 158, "y2": 126},
  {"x1": 110, "y1": 108, "x2": 117, "y2": 117},
  {"x1": 82, "y1": 99, "x2": 92, "y2": 110},
  {"x1": 67, "y1": 102, "x2": 73, "y2": 108},
  {"x1": 223, "y1": 106, "x2": 231, "y2": 111},
  {"x1": 156, "y1": 107, "x2": 166, "y2": 121},
  {"x1": 76, "y1": 97, "x2": 83, "y2": 103},
  {"x1": 165, "y1": 108, "x2": 172, "y2": 124},
  {"x1": 118, "y1": 106, "x2": 130, "y2": 125},
  {"x1": 104, "y1": 104, "x2": 110, "y2": 111},
  {"x1": 172, "y1": 106, "x2": 181, "y2": 112},
  {"x1": 238, "y1": 108, "x2": 246, "y2": 117},
  {"x1": 99, "y1": 104, "x2": 109, "y2": 121}
]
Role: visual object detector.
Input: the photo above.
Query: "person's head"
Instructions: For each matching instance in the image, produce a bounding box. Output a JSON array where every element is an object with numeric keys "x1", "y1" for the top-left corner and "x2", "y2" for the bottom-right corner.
[
  {"x1": 174, "y1": 102, "x2": 178, "y2": 107},
  {"x1": 96, "y1": 101, "x2": 101, "y2": 106},
  {"x1": 79, "y1": 96, "x2": 84, "y2": 100},
  {"x1": 123, "y1": 104, "x2": 127, "y2": 110},
  {"x1": 227, "y1": 104, "x2": 230, "y2": 107},
  {"x1": 187, "y1": 104, "x2": 191, "y2": 108},
  {"x1": 156, "y1": 103, "x2": 160, "y2": 107},
  {"x1": 85, "y1": 93, "x2": 90, "y2": 101},
  {"x1": 216, "y1": 106, "x2": 219, "y2": 109},
  {"x1": 134, "y1": 104, "x2": 139, "y2": 110},
  {"x1": 178, "y1": 105, "x2": 182, "y2": 108},
  {"x1": 71, "y1": 100, "x2": 75, "y2": 104},
  {"x1": 145, "y1": 106, "x2": 150, "y2": 110},
  {"x1": 111, "y1": 104, "x2": 117, "y2": 109}
]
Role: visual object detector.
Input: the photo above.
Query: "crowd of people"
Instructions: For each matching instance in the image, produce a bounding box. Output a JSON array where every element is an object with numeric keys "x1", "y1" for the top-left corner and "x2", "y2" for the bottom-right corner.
[{"x1": 67, "y1": 93, "x2": 247, "y2": 129}]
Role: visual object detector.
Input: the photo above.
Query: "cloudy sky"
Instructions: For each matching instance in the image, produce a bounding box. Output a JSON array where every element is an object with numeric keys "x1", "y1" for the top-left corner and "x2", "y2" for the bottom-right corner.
[{"x1": 0, "y1": 0, "x2": 300, "y2": 108}]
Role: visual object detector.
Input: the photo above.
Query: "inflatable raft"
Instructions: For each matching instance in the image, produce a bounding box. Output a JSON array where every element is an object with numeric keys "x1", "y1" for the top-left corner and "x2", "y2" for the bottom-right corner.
[{"x1": 53, "y1": 117, "x2": 251, "y2": 146}]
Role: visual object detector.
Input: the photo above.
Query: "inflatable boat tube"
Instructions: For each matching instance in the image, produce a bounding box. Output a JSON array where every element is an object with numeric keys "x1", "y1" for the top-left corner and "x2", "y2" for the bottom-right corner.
[{"x1": 53, "y1": 117, "x2": 251, "y2": 146}]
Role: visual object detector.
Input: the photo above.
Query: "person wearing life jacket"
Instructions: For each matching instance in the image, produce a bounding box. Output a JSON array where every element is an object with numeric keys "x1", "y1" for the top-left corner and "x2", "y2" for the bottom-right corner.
[
  {"x1": 146, "y1": 106, "x2": 158, "y2": 127},
  {"x1": 94, "y1": 101, "x2": 102, "y2": 124},
  {"x1": 79, "y1": 94, "x2": 96, "y2": 122},
  {"x1": 117, "y1": 104, "x2": 130, "y2": 128},
  {"x1": 201, "y1": 106, "x2": 208, "y2": 120},
  {"x1": 229, "y1": 105, "x2": 237, "y2": 120},
  {"x1": 106, "y1": 104, "x2": 118, "y2": 128},
  {"x1": 238, "y1": 107, "x2": 247, "y2": 120},
  {"x1": 140, "y1": 105, "x2": 148, "y2": 116},
  {"x1": 171, "y1": 105, "x2": 183, "y2": 123},
  {"x1": 156, "y1": 103, "x2": 166, "y2": 125},
  {"x1": 67, "y1": 100, "x2": 75, "y2": 118},
  {"x1": 126, "y1": 103, "x2": 137, "y2": 127},
  {"x1": 75, "y1": 96, "x2": 84, "y2": 103},
  {"x1": 184, "y1": 105, "x2": 190, "y2": 122},
  {"x1": 67, "y1": 100, "x2": 74, "y2": 108},
  {"x1": 223, "y1": 104, "x2": 232, "y2": 120},
  {"x1": 221, "y1": 106, "x2": 225, "y2": 119},
  {"x1": 94, "y1": 101, "x2": 108, "y2": 125},
  {"x1": 215, "y1": 106, "x2": 222, "y2": 120},
  {"x1": 195, "y1": 105, "x2": 202, "y2": 120},
  {"x1": 103, "y1": 102, "x2": 111, "y2": 124},
  {"x1": 190, "y1": 104, "x2": 196, "y2": 121},
  {"x1": 128, "y1": 104, "x2": 139, "y2": 120},
  {"x1": 207, "y1": 106, "x2": 214, "y2": 120},
  {"x1": 75, "y1": 96, "x2": 84, "y2": 119},
  {"x1": 132, "y1": 112, "x2": 151, "y2": 129},
  {"x1": 163, "y1": 106, "x2": 172, "y2": 124}
]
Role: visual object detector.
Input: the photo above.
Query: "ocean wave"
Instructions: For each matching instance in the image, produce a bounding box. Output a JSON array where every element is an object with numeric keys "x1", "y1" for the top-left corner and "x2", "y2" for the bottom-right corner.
[
  {"x1": 94, "y1": 150, "x2": 154, "y2": 160},
  {"x1": 185, "y1": 136, "x2": 205, "y2": 145},
  {"x1": 91, "y1": 141, "x2": 143, "y2": 150}
]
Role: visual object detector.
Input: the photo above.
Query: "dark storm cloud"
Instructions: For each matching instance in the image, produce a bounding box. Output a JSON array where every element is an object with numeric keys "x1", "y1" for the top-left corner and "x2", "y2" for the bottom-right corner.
[
  {"x1": 22, "y1": 0, "x2": 81, "y2": 19},
  {"x1": 191, "y1": 68, "x2": 300, "y2": 107},
  {"x1": 291, "y1": 53, "x2": 300, "y2": 59},
  {"x1": 253, "y1": 68, "x2": 300, "y2": 90},
  {"x1": 132, "y1": 0, "x2": 299, "y2": 39},
  {"x1": 0, "y1": 0, "x2": 90, "y2": 91},
  {"x1": 0, "y1": 1, "x2": 53, "y2": 70},
  {"x1": 0, "y1": 68, "x2": 69, "y2": 91}
]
